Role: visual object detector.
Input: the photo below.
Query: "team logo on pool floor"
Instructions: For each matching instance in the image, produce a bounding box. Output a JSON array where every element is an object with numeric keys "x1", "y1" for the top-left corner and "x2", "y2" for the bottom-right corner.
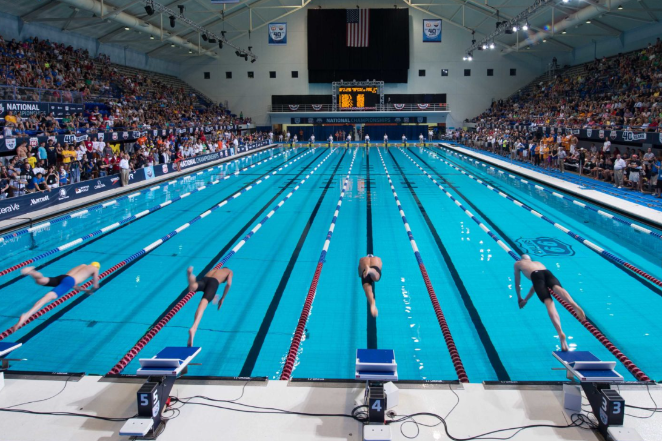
[{"x1": 516, "y1": 237, "x2": 575, "y2": 257}]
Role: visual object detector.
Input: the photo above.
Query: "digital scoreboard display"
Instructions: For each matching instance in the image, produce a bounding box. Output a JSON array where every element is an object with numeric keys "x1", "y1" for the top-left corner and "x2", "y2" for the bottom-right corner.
[{"x1": 338, "y1": 87, "x2": 379, "y2": 110}]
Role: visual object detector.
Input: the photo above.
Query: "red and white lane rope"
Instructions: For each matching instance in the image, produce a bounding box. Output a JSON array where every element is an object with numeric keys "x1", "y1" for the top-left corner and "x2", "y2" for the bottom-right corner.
[
  {"x1": 0, "y1": 149, "x2": 315, "y2": 342},
  {"x1": 280, "y1": 148, "x2": 358, "y2": 380},
  {"x1": 377, "y1": 148, "x2": 469, "y2": 383},
  {"x1": 0, "y1": 150, "x2": 290, "y2": 277},
  {"x1": 399, "y1": 148, "x2": 651, "y2": 382},
  {"x1": 108, "y1": 148, "x2": 338, "y2": 375}
]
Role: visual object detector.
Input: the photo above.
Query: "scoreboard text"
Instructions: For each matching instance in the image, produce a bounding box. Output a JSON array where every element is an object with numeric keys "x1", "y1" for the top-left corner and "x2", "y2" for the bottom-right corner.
[{"x1": 338, "y1": 87, "x2": 379, "y2": 109}]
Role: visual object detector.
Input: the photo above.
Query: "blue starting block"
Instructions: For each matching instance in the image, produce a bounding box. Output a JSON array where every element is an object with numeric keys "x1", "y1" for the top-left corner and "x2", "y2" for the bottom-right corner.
[
  {"x1": 356, "y1": 349, "x2": 398, "y2": 440},
  {"x1": 356, "y1": 349, "x2": 398, "y2": 381},
  {"x1": 0, "y1": 342, "x2": 24, "y2": 392},
  {"x1": 120, "y1": 347, "x2": 201, "y2": 439},
  {"x1": 553, "y1": 351, "x2": 628, "y2": 440}
]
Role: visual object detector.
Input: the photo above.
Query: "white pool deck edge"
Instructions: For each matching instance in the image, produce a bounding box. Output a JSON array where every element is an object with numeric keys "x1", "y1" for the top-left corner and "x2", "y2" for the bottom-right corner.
[
  {"x1": 441, "y1": 143, "x2": 662, "y2": 230},
  {"x1": 0, "y1": 375, "x2": 660, "y2": 441},
  {"x1": 0, "y1": 143, "x2": 278, "y2": 232}
]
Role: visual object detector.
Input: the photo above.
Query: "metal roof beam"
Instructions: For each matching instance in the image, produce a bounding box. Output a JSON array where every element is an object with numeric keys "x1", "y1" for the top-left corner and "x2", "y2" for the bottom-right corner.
[{"x1": 21, "y1": 1, "x2": 62, "y2": 21}]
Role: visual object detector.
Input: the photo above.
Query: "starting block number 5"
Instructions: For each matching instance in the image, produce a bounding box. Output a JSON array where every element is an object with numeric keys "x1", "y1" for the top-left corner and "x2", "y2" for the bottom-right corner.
[{"x1": 139, "y1": 391, "x2": 160, "y2": 418}]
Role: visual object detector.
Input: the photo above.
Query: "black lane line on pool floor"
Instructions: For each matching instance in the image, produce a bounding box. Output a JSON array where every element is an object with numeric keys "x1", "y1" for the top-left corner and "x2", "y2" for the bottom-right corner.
[
  {"x1": 13, "y1": 150, "x2": 326, "y2": 347},
  {"x1": 239, "y1": 149, "x2": 348, "y2": 377},
  {"x1": 415, "y1": 148, "x2": 616, "y2": 347},
  {"x1": 388, "y1": 150, "x2": 510, "y2": 381},
  {"x1": 431, "y1": 147, "x2": 662, "y2": 300},
  {"x1": 366, "y1": 147, "x2": 377, "y2": 350},
  {"x1": 0, "y1": 148, "x2": 309, "y2": 293}
]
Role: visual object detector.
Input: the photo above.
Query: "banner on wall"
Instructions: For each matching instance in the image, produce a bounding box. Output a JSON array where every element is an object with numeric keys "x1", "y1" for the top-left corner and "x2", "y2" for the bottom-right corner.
[
  {"x1": 422, "y1": 19, "x2": 442, "y2": 42},
  {"x1": 268, "y1": 22, "x2": 287, "y2": 45},
  {"x1": 0, "y1": 100, "x2": 84, "y2": 118}
]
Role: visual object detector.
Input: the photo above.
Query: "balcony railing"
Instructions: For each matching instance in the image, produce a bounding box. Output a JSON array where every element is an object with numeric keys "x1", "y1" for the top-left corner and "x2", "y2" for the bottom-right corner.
[
  {"x1": 0, "y1": 84, "x2": 85, "y2": 104},
  {"x1": 269, "y1": 103, "x2": 449, "y2": 112}
]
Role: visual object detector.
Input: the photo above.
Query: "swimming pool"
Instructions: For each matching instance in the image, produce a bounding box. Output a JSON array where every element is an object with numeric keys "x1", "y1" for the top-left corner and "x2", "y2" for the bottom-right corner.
[{"x1": 1, "y1": 144, "x2": 660, "y2": 382}]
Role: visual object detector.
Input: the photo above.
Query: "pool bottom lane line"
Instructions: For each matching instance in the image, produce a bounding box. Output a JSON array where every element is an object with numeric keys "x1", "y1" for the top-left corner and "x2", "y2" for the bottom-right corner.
[
  {"x1": 0, "y1": 148, "x2": 317, "y2": 343},
  {"x1": 108, "y1": 148, "x2": 338, "y2": 375},
  {"x1": 239, "y1": 149, "x2": 351, "y2": 377},
  {"x1": 387, "y1": 150, "x2": 510, "y2": 381},
  {"x1": 376, "y1": 148, "x2": 469, "y2": 383},
  {"x1": 398, "y1": 148, "x2": 651, "y2": 383},
  {"x1": 365, "y1": 147, "x2": 377, "y2": 350},
  {"x1": 280, "y1": 149, "x2": 359, "y2": 380}
]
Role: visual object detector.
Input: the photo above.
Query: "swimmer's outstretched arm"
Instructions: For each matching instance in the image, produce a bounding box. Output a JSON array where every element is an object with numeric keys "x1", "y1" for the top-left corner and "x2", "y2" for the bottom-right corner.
[
  {"x1": 519, "y1": 287, "x2": 535, "y2": 309},
  {"x1": 218, "y1": 272, "x2": 232, "y2": 310},
  {"x1": 76, "y1": 285, "x2": 97, "y2": 294}
]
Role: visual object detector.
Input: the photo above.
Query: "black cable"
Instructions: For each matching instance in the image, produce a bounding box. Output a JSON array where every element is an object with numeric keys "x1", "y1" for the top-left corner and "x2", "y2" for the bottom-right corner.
[
  {"x1": 444, "y1": 384, "x2": 460, "y2": 420},
  {"x1": 0, "y1": 408, "x2": 135, "y2": 422},
  {"x1": 620, "y1": 384, "x2": 661, "y2": 418},
  {"x1": 3, "y1": 376, "x2": 71, "y2": 409}
]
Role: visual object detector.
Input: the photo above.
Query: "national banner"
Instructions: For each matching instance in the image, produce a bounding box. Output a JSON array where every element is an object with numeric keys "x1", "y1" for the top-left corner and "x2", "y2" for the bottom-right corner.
[
  {"x1": 423, "y1": 19, "x2": 442, "y2": 42},
  {"x1": 268, "y1": 22, "x2": 287, "y2": 45},
  {"x1": 346, "y1": 9, "x2": 369, "y2": 47}
]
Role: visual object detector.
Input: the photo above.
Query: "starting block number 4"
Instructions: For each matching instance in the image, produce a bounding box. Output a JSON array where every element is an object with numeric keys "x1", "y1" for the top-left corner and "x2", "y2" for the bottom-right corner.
[{"x1": 368, "y1": 397, "x2": 385, "y2": 422}]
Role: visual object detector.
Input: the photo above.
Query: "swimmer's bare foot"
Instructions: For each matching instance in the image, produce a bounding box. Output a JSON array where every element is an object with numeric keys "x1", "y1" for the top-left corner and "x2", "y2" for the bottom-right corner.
[
  {"x1": 371, "y1": 304, "x2": 378, "y2": 317},
  {"x1": 188, "y1": 328, "x2": 195, "y2": 347},
  {"x1": 187, "y1": 267, "x2": 197, "y2": 292},
  {"x1": 560, "y1": 333, "x2": 569, "y2": 351},
  {"x1": 20, "y1": 266, "x2": 35, "y2": 276},
  {"x1": 13, "y1": 313, "x2": 29, "y2": 332}
]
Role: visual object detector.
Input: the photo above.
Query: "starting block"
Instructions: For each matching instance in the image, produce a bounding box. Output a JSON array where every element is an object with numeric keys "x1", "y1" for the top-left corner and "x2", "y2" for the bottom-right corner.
[
  {"x1": 120, "y1": 347, "x2": 201, "y2": 439},
  {"x1": 554, "y1": 351, "x2": 629, "y2": 440},
  {"x1": 356, "y1": 349, "x2": 398, "y2": 441},
  {"x1": 0, "y1": 342, "x2": 24, "y2": 392}
]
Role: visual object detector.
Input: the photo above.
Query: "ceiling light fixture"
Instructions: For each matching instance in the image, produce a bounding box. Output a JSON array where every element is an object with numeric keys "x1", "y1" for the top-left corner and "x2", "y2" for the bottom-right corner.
[{"x1": 169, "y1": 15, "x2": 176, "y2": 28}]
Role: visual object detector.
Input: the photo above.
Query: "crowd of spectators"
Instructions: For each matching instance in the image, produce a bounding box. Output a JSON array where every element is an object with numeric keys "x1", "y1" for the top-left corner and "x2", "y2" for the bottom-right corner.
[
  {"x1": 0, "y1": 33, "x2": 267, "y2": 200},
  {"x1": 472, "y1": 38, "x2": 662, "y2": 132}
]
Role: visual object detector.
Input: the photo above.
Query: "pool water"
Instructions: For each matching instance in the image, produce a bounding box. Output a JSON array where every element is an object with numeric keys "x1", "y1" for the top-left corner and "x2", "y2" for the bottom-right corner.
[{"x1": 1, "y1": 144, "x2": 661, "y2": 382}]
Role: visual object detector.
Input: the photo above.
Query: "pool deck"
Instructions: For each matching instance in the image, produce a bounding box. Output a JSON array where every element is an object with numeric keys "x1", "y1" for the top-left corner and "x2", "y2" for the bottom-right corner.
[
  {"x1": 441, "y1": 143, "x2": 662, "y2": 229},
  {"x1": 0, "y1": 144, "x2": 276, "y2": 233},
  {"x1": 0, "y1": 374, "x2": 660, "y2": 440}
]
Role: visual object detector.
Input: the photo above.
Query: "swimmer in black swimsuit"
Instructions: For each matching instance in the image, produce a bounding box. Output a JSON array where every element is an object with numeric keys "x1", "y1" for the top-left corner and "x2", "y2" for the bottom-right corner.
[
  {"x1": 14, "y1": 263, "x2": 101, "y2": 332},
  {"x1": 186, "y1": 266, "x2": 233, "y2": 347},
  {"x1": 358, "y1": 254, "x2": 382, "y2": 317},
  {"x1": 514, "y1": 255, "x2": 586, "y2": 351}
]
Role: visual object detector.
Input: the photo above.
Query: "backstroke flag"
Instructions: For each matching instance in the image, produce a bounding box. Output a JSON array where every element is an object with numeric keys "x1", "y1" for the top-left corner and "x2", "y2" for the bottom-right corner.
[
  {"x1": 268, "y1": 22, "x2": 287, "y2": 45},
  {"x1": 347, "y1": 9, "x2": 369, "y2": 47},
  {"x1": 423, "y1": 19, "x2": 442, "y2": 42}
]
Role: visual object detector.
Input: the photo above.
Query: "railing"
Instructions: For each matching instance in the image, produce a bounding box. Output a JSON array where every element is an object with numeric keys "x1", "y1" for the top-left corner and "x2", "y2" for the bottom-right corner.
[
  {"x1": 269, "y1": 103, "x2": 449, "y2": 112},
  {"x1": 0, "y1": 84, "x2": 85, "y2": 104}
]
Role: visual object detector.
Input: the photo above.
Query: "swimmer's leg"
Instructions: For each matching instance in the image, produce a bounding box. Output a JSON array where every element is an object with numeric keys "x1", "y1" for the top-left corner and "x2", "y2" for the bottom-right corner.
[
  {"x1": 187, "y1": 266, "x2": 199, "y2": 292},
  {"x1": 13, "y1": 291, "x2": 57, "y2": 332},
  {"x1": 544, "y1": 298, "x2": 568, "y2": 351},
  {"x1": 188, "y1": 298, "x2": 209, "y2": 347},
  {"x1": 362, "y1": 282, "x2": 378, "y2": 317},
  {"x1": 20, "y1": 267, "x2": 49, "y2": 285},
  {"x1": 552, "y1": 285, "x2": 586, "y2": 322}
]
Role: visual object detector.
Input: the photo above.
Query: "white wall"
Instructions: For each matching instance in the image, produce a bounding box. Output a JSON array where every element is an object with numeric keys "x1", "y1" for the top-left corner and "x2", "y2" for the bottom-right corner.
[{"x1": 180, "y1": 1, "x2": 545, "y2": 127}]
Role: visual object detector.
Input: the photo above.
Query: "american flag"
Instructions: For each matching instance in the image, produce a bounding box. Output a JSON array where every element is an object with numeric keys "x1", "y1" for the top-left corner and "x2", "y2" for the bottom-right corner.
[{"x1": 346, "y1": 9, "x2": 369, "y2": 47}]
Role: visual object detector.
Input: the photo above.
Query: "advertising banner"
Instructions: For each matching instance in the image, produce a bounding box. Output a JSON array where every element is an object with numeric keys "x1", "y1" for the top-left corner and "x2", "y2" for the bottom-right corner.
[
  {"x1": 268, "y1": 22, "x2": 287, "y2": 45},
  {"x1": 0, "y1": 100, "x2": 84, "y2": 118},
  {"x1": 423, "y1": 19, "x2": 442, "y2": 43}
]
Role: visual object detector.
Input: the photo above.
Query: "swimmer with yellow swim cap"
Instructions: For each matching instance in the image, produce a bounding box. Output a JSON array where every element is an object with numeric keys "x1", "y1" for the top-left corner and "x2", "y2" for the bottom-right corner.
[{"x1": 13, "y1": 263, "x2": 102, "y2": 332}]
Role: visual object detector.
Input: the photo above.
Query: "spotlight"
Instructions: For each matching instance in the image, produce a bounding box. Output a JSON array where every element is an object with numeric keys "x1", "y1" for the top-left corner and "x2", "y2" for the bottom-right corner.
[
  {"x1": 144, "y1": 5, "x2": 154, "y2": 15},
  {"x1": 463, "y1": 55, "x2": 467, "y2": 61},
  {"x1": 251, "y1": 58, "x2": 256, "y2": 63},
  {"x1": 248, "y1": 46, "x2": 252, "y2": 51},
  {"x1": 124, "y1": 26, "x2": 130, "y2": 31},
  {"x1": 586, "y1": 19, "x2": 591, "y2": 23},
  {"x1": 467, "y1": 55, "x2": 472, "y2": 61},
  {"x1": 209, "y1": 38, "x2": 216, "y2": 43},
  {"x1": 562, "y1": 0, "x2": 569, "y2": 2},
  {"x1": 512, "y1": 25, "x2": 518, "y2": 32},
  {"x1": 202, "y1": 34, "x2": 208, "y2": 42},
  {"x1": 617, "y1": 4, "x2": 623, "y2": 9},
  {"x1": 189, "y1": 49, "x2": 193, "y2": 53},
  {"x1": 562, "y1": 30, "x2": 567, "y2": 34},
  {"x1": 221, "y1": 31, "x2": 227, "y2": 37},
  {"x1": 171, "y1": 43, "x2": 175, "y2": 47},
  {"x1": 522, "y1": 22, "x2": 529, "y2": 30},
  {"x1": 543, "y1": 39, "x2": 547, "y2": 43},
  {"x1": 482, "y1": 44, "x2": 487, "y2": 50},
  {"x1": 178, "y1": 5, "x2": 186, "y2": 14},
  {"x1": 235, "y1": 50, "x2": 241, "y2": 56},
  {"x1": 150, "y1": 35, "x2": 155, "y2": 40},
  {"x1": 169, "y1": 15, "x2": 176, "y2": 28},
  {"x1": 243, "y1": 54, "x2": 248, "y2": 61},
  {"x1": 489, "y1": 42, "x2": 495, "y2": 49},
  {"x1": 219, "y1": 41, "x2": 223, "y2": 49}
]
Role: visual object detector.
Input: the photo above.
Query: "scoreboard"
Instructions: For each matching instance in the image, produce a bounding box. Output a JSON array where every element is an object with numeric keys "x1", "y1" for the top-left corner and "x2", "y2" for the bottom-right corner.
[{"x1": 338, "y1": 86, "x2": 379, "y2": 110}]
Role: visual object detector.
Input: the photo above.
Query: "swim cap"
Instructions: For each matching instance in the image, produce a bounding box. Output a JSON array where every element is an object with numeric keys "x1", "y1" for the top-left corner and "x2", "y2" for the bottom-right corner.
[{"x1": 91, "y1": 262, "x2": 101, "y2": 269}]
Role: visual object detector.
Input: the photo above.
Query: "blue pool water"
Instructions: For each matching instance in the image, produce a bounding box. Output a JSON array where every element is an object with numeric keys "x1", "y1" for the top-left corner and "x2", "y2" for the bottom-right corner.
[{"x1": 1, "y1": 144, "x2": 661, "y2": 382}]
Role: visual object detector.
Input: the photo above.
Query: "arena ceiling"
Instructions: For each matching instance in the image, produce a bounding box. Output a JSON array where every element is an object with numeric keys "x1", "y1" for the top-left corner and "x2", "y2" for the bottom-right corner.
[{"x1": 2, "y1": 0, "x2": 659, "y2": 62}]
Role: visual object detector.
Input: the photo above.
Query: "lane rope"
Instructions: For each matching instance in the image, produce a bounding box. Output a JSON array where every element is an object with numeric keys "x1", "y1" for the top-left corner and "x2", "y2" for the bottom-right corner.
[
  {"x1": 108, "y1": 148, "x2": 338, "y2": 375},
  {"x1": 398, "y1": 147, "x2": 651, "y2": 382},
  {"x1": 280, "y1": 148, "x2": 358, "y2": 380},
  {"x1": 376, "y1": 148, "x2": 469, "y2": 383},
  {"x1": 430, "y1": 146, "x2": 662, "y2": 290},
  {"x1": 0, "y1": 150, "x2": 289, "y2": 277},
  {"x1": 0, "y1": 149, "x2": 315, "y2": 342},
  {"x1": 0, "y1": 147, "x2": 277, "y2": 244}
]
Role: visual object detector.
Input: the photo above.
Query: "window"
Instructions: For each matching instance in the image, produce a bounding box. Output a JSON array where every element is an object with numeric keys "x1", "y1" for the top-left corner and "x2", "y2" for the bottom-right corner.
[
  {"x1": 464, "y1": 69, "x2": 471, "y2": 77},
  {"x1": 248, "y1": 71, "x2": 254, "y2": 79},
  {"x1": 204, "y1": 72, "x2": 210, "y2": 79},
  {"x1": 510, "y1": 68, "x2": 517, "y2": 76},
  {"x1": 291, "y1": 71, "x2": 299, "y2": 78},
  {"x1": 441, "y1": 69, "x2": 448, "y2": 77},
  {"x1": 269, "y1": 71, "x2": 276, "y2": 79},
  {"x1": 418, "y1": 69, "x2": 426, "y2": 77},
  {"x1": 487, "y1": 69, "x2": 494, "y2": 77},
  {"x1": 225, "y1": 72, "x2": 232, "y2": 79}
]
